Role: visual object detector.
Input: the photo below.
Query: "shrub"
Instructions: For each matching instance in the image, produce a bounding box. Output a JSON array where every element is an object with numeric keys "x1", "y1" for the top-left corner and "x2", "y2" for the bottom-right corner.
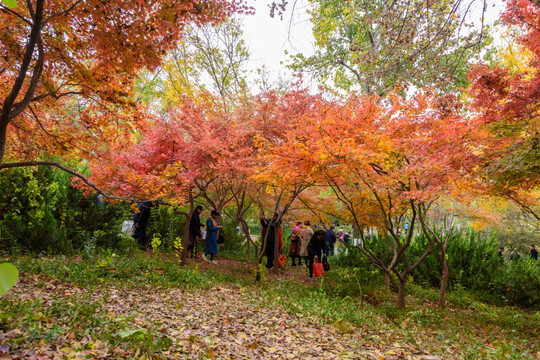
[{"x1": 0, "y1": 165, "x2": 131, "y2": 253}]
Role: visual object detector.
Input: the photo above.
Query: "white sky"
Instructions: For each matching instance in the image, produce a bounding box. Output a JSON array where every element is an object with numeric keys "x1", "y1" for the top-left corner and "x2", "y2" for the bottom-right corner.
[{"x1": 241, "y1": 0, "x2": 315, "y2": 86}]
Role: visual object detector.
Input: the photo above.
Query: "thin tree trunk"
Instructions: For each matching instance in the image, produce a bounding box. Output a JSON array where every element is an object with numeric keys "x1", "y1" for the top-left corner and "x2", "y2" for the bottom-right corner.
[
  {"x1": 273, "y1": 224, "x2": 280, "y2": 272},
  {"x1": 438, "y1": 248, "x2": 449, "y2": 308},
  {"x1": 238, "y1": 217, "x2": 254, "y2": 264},
  {"x1": 384, "y1": 273, "x2": 391, "y2": 289},
  {"x1": 180, "y1": 199, "x2": 194, "y2": 265},
  {"x1": 397, "y1": 278, "x2": 406, "y2": 308}
]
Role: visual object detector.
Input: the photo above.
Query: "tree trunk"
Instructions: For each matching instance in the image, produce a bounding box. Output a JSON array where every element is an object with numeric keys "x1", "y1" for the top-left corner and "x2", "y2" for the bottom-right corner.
[
  {"x1": 0, "y1": 123, "x2": 7, "y2": 164},
  {"x1": 238, "y1": 217, "x2": 254, "y2": 264},
  {"x1": 438, "y1": 248, "x2": 449, "y2": 308},
  {"x1": 273, "y1": 224, "x2": 280, "y2": 272},
  {"x1": 180, "y1": 201, "x2": 194, "y2": 265},
  {"x1": 396, "y1": 278, "x2": 406, "y2": 308}
]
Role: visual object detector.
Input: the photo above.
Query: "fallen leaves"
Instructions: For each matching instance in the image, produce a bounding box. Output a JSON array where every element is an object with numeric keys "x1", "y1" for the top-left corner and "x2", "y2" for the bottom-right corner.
[{"x1": 333, "y1": 318, "x2": 355, "y2": 334}]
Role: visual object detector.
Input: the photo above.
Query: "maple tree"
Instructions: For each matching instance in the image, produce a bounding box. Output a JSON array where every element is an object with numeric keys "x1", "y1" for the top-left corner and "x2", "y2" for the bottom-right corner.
[
  {"x1": 468, "y1": 0, "x2": 540, "y2": 222},
  {"x1": 261, "y1": 86, "x2": 481, "y2": 307},
  {"x1": 0, "y1": 0, "x2": 245, "y2": 174}
]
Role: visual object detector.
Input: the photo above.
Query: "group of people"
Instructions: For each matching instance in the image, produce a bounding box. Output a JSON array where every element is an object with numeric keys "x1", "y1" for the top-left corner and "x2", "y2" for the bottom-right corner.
[
  {"x1": 132, "y1": 201, "x2": 354, "y2": 278},
  {"x1": 261, "y1": 214, "x2": 349, "y2": 278},
  {"x1": 132, "y1": 202, "x2": 222, "y2": 264},
  {"x1": 497, "y1": 245, "x2": 538, "y2": 261},
  {"x1": 186, "y1": 205, "x2": 222, "y2": 264}
]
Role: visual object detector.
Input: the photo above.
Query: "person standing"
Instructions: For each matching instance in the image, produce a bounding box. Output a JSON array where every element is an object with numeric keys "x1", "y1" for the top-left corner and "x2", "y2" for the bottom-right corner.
[
  {"x1": 497, "y1": 246, "x2": 504, "y2": 258},
  {"x1": 510, "y1": 249, "x2": 520, "y2": 261},
  {"x1": 203, "y1": 210, "x2": 222, "y2": 264},
  {"x1": 132, "y1": 200, "x2": 158, "y2": 250},
  {"x1": 289, "y1": 221, "x2": 303, "y2": 266},
  {"x1": 263, "y1": 213, "x2": 280, "y2": 269},
  {"x1": 300, "y1": 221, "x2": 314, "y2": 267},
  {"x1": 530, "y1": 245, "x2": 538, "y2": 260},
  {"x1": 187, "y1": 205, "x2": 204, "y2": 259},
  {"x1": 343, "y1": 231, "x2": 351, "y2": 245},
  {"x1": 307, "y1": 230, "x2": 329, "y2": 278},
  {"x1": 324, "y1": 226, "x2": 337, "y2": 256}
]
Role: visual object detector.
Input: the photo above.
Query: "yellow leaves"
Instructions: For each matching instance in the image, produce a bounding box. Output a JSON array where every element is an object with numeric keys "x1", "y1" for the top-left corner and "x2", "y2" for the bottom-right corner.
[
  {"x1": 205, "y1": 347, "x2": 216, "y2": 358},
  {"x1": 333, "y1": 318, "x2": 354, "y2": 334}
]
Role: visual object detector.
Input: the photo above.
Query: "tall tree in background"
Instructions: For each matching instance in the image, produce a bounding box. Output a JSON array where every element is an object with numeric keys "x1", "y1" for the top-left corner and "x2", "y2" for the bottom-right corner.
[
  {"x1": 152, "y1": 18, "x2": 251, "y2": 110},
  {"x1": 291, "y1": 0, "x2": 489, "y2": 94},
  {"x1": 468, "y1": 0, "x2": 540, "y2": 222},
  {"x1": 0, "y1": 0, "x2": 244, "y2": 168}
]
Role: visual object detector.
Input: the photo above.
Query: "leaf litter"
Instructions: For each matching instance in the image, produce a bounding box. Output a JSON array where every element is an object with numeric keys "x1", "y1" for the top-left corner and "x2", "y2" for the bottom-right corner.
[{"x1": 0, "y1": 272, "x2": 443, "y2": 360}]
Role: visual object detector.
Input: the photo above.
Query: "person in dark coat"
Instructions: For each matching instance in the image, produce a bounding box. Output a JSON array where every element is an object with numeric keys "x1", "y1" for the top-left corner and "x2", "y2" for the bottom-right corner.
[
  {"x1": 132, "y1": 200, "x2": 158, "y2": 250},
  {"x1": 530, "y1": 245, "x2": 538, "y2": 260},
  {"x1": 187, "y1": 205, "x2": 204, "y2": 259},
  {"x1": 324, "y1": 226, "x2": 337, "y2": 256},
  {"x1": 343, "y1": 232, "x2": 351, "y2": 245},
  {"x1": 307, "y1": 230, "x2": 329, "y2": 278},
  {"x1": 203, "y1": 210, "x2": 222, "y2": 264},
  {"x1": 263, "y1": 213, "x2": 280, "y2": 269}
]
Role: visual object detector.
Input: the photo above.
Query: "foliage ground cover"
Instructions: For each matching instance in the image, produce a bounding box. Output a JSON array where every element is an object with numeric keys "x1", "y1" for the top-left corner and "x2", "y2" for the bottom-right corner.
[{"x1": 0, "y1": 252, "x2": 538, "y2": 360}]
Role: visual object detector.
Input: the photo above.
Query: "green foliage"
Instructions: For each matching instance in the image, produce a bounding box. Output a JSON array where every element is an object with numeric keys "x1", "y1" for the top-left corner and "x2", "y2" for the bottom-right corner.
[
  {"x1": 0, "y1": 263, "x2": 18, "y2": 296},
  {"x1": 410, "y1": 230, "x2": 501, "y2": 289},
  {"x1": 491, "y1": 259, "x2": 540, "y2": 308},
  {"x1": 410, "y1": 230, "x2": 539, "y2": 307},
  {"x1": 145, "y1": 206, "x2": 185, "y2": 252},
  {"x1": 0, "y1": 166, "x2": 131, "y2": 253},
  {"x1": 292, "y1": 0, "x2": 490, "y2": 94},
  {"x1": 1, "y1": 0, "x2": 17, "y2": 9},
  {"x1": 218, "y1": 219, "x2": 249, "y2": 260}
]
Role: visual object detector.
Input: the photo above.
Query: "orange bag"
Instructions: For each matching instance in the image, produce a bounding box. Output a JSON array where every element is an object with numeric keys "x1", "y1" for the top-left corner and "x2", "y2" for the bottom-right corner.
[
  {"x1": 278, "y1": 254, "x2": 287, "y2": 268},
  {"x1": 313, "y1": 256, "x2": 325, "y2": 278}
]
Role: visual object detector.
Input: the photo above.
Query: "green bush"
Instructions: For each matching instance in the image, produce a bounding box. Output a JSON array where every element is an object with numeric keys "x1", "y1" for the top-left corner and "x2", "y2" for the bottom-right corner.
[
  {"x1": 0, "y1": 165, "x2": 131, "y2": 253},
  {"x1": 491, "y1": 259, "x2": 540, "y2": 307},
  {"x1": 218, "y1": 218, "x2": 249, "y2": 260},
  {"x1": 410, "y1": 230, "x2": 539, "y2": 308},
  {"x1": 410, "y1": 230, "x2": 502, "y2": 290}
]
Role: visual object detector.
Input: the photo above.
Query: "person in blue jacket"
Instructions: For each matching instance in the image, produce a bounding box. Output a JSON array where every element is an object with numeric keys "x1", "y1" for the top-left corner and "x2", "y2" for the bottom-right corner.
[
  {"x1": 203, "y1": 210, "x2": 222, "y2": 264},
  {"x1": 324, "y1": 226, "x2": 337, "y2": 256}
]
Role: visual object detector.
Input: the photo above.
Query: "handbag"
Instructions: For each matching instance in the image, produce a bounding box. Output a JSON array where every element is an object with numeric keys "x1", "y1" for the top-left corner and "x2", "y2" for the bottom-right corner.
[
  {"x1": 217, "y1": 231, "x2": 225, "y2": 244},
  {"x1": 322, "y1": 255, "x2": 330, "y2": 272},
  {"x1": 313, "y1": 256, "x2": 325, "y2": 278},
  {"x1": 121, "y1": 220, "x2": 135, "y2": 236},
  {"x1": 278, "y1": 254, "x2": 287, "y2": 268}
]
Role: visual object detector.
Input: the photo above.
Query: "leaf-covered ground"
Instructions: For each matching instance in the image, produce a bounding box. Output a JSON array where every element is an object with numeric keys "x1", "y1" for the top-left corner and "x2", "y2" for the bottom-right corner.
[{"x1": 0, "y1": 255, "x2": 538, "y2": 359}]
